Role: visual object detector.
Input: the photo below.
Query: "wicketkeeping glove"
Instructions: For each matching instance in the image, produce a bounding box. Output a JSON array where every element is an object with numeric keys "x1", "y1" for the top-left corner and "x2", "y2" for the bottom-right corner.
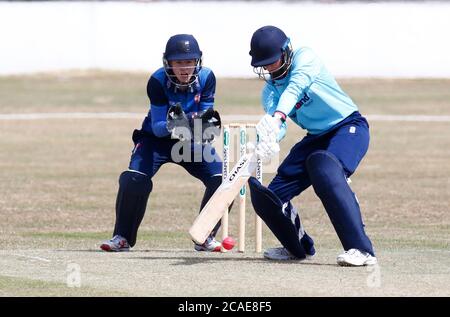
[
  {"x1": 166, "y1": 103, "x2": 192, "y2": 141},
  {"x1": 190, "y1": 108, "x2": 222, "y2": 144}
]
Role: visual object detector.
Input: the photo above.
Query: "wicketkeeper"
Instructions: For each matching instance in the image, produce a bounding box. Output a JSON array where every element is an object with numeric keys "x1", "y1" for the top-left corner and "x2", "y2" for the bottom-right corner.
[
  {"x1": 248, "y1": 26, "x2": 377, "y2": 266},
  {"x1": 101, "y1": 34, "x2": 225, "y2": 252}
]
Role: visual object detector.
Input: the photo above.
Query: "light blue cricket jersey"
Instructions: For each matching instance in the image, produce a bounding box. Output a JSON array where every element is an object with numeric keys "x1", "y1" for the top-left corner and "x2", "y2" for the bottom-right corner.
[{"x1": 261, "y1": 47, "x2": 358, "y2": 136}]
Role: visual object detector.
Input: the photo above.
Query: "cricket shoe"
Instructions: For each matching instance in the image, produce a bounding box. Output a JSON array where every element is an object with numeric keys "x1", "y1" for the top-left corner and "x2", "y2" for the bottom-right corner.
[
  {"x1": 263, "y1": 247, "x2": 315, "y2": 261},
  {"x1": 194, "y1": 236, "x2": 221, "y2": 252},
  {"x1": 100, "y1": 235, "x2": 130, "y2": 252},
  {"x1": 336, "y1": 249, "x2": 377, "y2": 266}
]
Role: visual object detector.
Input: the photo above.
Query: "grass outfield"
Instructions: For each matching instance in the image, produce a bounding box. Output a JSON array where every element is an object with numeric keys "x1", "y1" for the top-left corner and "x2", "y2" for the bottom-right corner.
[{"x1": 0, "y1": 72, "x2": 449, "y2": 296}]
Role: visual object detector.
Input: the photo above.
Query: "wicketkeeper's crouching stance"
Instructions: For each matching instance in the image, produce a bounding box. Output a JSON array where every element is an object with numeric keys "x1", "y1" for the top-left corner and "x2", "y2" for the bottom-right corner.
[
  {"x1": 248, "y1": 26, "x2": 377, "y2": 266},
  {"x1": 100, "y1": 34, "x2": 225, "y2": 252}
]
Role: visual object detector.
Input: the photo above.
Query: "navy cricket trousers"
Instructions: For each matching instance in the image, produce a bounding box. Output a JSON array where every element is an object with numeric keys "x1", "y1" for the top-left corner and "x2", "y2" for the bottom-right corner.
[
  {"x1": 268, "y1": 111, "x2": 374, "y2": 255},
  {"x1": 269, "y1": 111, "x2": 370, "y2": 201},
  {"x1": 129, "y1": 131, "x2": 222, "y2": 184}
]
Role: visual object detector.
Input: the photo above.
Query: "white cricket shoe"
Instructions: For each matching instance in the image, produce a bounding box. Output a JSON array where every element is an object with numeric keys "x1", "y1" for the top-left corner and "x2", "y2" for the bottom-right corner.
[
  {"x1": 100, "y1": 235, "x2": 130, "y2": 252},
  {"x1": 194, "y1": 236, "x2": 222, "y2": 252},
  {"x1": 337, "y1": 249, "x2": 377, "y2": 266},
  {"x1": 263, "y1": 247, "x2": 313, "y2": 261}
]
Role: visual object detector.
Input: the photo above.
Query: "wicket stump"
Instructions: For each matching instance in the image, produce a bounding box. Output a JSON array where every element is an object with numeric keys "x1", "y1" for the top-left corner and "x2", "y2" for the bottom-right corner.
[{"x1": 221, "y1": 123, "x2": 263, "y2": 253}]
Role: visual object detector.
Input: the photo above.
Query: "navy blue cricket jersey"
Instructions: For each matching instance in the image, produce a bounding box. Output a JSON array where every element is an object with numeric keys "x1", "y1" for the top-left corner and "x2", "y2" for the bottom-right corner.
[{"x1": 141, "y1": 67, "x2": 216, "y2": 137}]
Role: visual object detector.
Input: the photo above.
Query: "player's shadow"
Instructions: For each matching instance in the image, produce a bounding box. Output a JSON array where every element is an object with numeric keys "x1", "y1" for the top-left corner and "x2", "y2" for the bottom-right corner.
[
  {"x1": 55, "y1": 249, "x2": 107, "y2": 253},
  {"x1": 56, "y1": 249, "x2": 337, "y2": 267},
  {"x1": 135, "y1": 256, "x2": 267, "y2": 266},
  {"x1": 136, "y1": 256, "x2": 336, "y2": 267},
  {"x1": 134, "y1": 252, "x2": 336, "y2": 267}
]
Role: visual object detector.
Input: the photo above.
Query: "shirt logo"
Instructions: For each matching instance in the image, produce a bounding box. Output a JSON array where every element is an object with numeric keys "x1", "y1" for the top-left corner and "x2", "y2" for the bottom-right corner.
[
  {"x1": 177, "y1": 40, "x2": 191, "y2": 53},
  {"x1": 295, "y1": 93, "x2": 311, "y2": 109},
  {"x1": 194, "y1": 93, "x2": 201, "y2": 104}
]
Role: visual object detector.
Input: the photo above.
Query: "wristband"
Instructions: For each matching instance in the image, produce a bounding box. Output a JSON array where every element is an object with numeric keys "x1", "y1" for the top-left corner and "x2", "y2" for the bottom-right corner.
[{"x1": 273, "y1": 111, "x2": 286, "y2": 123}]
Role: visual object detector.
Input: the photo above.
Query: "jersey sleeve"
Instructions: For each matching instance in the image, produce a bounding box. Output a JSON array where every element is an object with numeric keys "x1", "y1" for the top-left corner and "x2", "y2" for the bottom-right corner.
[
  {"x1": 276, "y1": 48, "x2": 322, "y2": 116},
  {"x1": 261, "y1": 85, "x2": 279, "y2": 114},
  {"x1": 260, "y1": 85, "x2": 287, "y2": 141},
  {"x1": 199, "y1": 70, "x2": 216, "y2": 111},
  {"x1": 147, "y1": 76, "x2": 170, "y2": 137}
]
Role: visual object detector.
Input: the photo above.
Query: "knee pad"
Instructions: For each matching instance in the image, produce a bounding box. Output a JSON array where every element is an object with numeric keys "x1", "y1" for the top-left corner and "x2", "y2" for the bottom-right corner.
[
  {"x1": 305, "y1": 150, "x2": 347, "y2": 193},
  {"x1": 114, "y1": 171, "x2": 152, "y2": 247},
  {"x1": 305, "y1": 150, "x2": 374, "y2": 255},
  {"x1": 119, "y1": 170, "x2": 153, "y2": 195},
  {"x1": 205, "y1": 175, "x2": 222, "y2": 191},
  {"x1": 248, "y1": 177, "x2": 306, "y2": 259}
]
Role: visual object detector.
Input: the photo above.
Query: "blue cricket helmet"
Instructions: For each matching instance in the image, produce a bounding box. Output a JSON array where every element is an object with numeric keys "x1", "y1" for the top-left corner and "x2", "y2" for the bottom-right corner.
[
  {"x1": 249, "y1": 25, "x2": 289, "y2": 67},
  {"x1": 249, "y1": 26, "x2": 293, "y2": 83},
  {"x1": 164, "y1": 34, "x2": 202, "y2": 61},
  {"x1": 163, "y1": 34, "x2": 203, "y2": 89}
]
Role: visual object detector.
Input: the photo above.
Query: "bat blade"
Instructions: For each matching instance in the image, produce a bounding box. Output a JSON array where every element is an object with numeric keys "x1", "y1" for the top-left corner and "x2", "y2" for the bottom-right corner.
[{"x1": 189, "y1": 152, "x2": 257, "y2": 244}]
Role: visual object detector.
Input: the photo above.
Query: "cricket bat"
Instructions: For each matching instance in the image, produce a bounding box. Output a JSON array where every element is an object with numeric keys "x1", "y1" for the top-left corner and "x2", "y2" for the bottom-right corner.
[{"x1": 189, "y1": 151, "x2": 258, "y2": 245}]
